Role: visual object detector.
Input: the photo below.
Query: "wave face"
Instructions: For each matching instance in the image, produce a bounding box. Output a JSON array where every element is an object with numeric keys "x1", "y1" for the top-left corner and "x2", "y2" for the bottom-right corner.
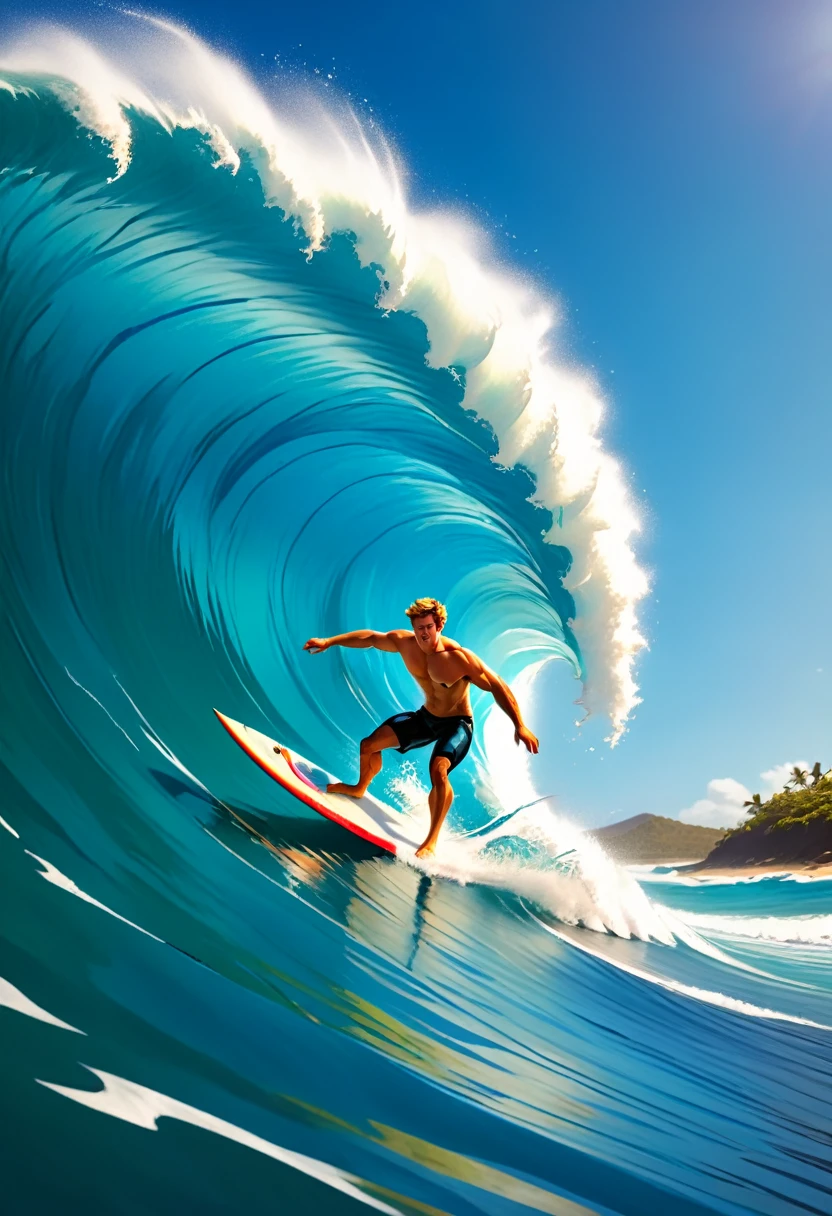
[
  {"x1": 0, "y1": 15, "x2": 650, "y2": 745},
  {"x1": 0, "y1": 77, "x2": 578, "y2": 797},
  {"x1": 1, "y1": 18, "x2": 831, "y2": 1216}
]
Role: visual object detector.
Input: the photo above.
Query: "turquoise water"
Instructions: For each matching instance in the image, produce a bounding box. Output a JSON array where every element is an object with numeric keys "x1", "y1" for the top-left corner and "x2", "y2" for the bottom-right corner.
[{"x1": 1, "y1": 51, "x2": 831, "y2": 1216}]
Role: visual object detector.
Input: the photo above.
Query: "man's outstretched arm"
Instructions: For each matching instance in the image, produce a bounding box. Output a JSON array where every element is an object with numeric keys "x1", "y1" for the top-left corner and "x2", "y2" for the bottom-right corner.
[
  {"x1": 465, "y1": 654, "x2": 539, "y2": 753},
  {"x1": 303, "y1": 630, "x2": 407, "y2": 654}
]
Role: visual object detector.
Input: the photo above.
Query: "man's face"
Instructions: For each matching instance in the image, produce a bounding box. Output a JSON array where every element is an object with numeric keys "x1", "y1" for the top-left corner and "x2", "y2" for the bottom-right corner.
[{"x1": 411, "y1": 613, "x2": 440, "y2": 652}]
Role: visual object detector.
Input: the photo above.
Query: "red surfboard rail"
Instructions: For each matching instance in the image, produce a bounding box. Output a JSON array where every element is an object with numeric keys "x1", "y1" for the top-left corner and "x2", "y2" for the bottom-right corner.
[{"x1": 213, "y1": 709, "x2": 400, "y2": 855}]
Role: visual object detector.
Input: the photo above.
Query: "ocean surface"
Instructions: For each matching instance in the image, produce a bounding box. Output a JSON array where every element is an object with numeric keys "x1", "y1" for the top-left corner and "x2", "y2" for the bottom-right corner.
[{"x1": 1, "y1": 17, "x2": 830, "y2": 1215}]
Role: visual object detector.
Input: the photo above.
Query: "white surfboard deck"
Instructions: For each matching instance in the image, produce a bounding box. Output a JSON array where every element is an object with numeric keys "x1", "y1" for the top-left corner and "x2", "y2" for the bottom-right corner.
[{"x1": 214, "y1": 710, "x2": 424, "y2": 856}]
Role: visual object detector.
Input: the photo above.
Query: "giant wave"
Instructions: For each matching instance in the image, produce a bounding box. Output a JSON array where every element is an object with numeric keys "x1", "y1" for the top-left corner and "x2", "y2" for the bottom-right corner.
[{"x1": 0, "y1": 14, "x2": 647, "y2": 779}]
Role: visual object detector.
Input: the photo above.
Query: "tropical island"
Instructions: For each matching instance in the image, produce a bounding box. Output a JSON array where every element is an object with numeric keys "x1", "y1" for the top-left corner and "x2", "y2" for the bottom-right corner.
[
  {"x1": 691, "y1": 763, "x2": 832, "y2": 873},
  {"x1": 590, "y1": 763, "x2": 832, "y2": 873}
]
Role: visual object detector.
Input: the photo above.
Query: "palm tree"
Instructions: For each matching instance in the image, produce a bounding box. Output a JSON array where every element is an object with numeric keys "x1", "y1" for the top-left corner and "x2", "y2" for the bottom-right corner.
[
  {"x1": 788, "y1": 766, "x2": 809, "y2": 789},
  {"x1": 743, "y1": 793, "x2": 764, "y2": 813}
]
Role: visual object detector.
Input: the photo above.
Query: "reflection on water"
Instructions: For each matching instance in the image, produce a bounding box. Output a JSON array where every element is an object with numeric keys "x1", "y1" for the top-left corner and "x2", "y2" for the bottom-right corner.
[{"x1": 3, "y1": 758, "x2": 832, "y2": 1214}]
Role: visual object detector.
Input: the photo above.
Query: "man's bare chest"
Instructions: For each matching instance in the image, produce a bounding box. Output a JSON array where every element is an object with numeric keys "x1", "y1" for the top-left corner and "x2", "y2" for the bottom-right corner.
[{"x1": 401, "y1": 646, "x2": 468, "y2": 688}]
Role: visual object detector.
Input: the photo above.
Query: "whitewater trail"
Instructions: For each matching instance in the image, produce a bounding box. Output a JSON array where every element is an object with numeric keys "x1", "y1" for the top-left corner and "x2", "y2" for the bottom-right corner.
[{"x1": 382, "y1": 767, "x2": 670, "y2": 941}]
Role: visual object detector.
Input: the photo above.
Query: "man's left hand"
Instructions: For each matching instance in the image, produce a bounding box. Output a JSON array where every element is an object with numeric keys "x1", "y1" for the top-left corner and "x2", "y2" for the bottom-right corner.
[{"x1": 515, "y1": 725, "x2": 539, "y2": 754}]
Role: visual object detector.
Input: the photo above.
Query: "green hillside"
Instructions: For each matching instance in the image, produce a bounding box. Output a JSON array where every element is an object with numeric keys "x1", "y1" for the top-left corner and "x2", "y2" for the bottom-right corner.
[
  {"x1": 700, "y1": 771, "x2": 832, "y2": 868},
  {"x1": 732, "y1": 776, "x2": 832, "y2": 831},
  {"x1": 589, "y1": 814, "x2": 727, "y2": 863}
]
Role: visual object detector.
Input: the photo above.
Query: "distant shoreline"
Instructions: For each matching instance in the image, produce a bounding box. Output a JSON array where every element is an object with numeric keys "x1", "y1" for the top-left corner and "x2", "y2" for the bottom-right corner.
[
  {"x1": 591, "y1": 805, "x2": 832, "y2": 874},
  {"x1": 678, "y1": 860, "x2": 832, "y2": 880}
]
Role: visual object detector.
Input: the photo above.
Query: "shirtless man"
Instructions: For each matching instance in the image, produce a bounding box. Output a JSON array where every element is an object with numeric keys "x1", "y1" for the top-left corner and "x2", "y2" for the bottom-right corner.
[{"x1": 303, "y1": 597, "x2": 539, "y2": 857}]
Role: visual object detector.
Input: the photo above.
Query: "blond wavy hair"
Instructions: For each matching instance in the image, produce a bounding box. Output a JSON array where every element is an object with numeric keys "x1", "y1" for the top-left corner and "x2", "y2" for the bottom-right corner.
[{"x1": 405, "y1": 597, "x2": 448, "y2": 630}]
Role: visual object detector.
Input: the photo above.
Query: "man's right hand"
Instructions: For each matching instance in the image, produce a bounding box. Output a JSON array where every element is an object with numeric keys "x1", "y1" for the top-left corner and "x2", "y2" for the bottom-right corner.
[
  {"x1": 515, "y1": 724, "x2": 540, "y2": 754},
  {"x1": 303, "y1": 637, "x2": 331, "y2": 654}
]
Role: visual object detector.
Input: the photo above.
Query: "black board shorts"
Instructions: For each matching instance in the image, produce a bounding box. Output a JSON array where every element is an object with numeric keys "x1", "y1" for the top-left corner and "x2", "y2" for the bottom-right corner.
[{"x1": 382, "y1": 707, "x2": 473, "y2": 772}]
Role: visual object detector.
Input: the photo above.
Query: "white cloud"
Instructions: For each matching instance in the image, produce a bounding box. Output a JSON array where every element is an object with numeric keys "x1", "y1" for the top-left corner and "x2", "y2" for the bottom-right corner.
[
  {"x1": 760, "y1": 761, "x2": 809, "y2": 796},
  {"x1": 677, "y1": 761, "x2": 810, "y2": 829},
  {"x1": 678, "y1": 778, "x2": 751, "y2": 829}
]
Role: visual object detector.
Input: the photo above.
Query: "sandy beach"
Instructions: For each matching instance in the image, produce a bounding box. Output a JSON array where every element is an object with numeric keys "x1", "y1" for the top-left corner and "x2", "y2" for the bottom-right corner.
[{"x1": 677, "y1": 860, "x2": 832, "y2": 880}]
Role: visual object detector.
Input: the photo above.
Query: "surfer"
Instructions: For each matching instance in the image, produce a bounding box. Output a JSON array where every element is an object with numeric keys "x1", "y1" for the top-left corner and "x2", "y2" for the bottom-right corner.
[{"x1": 303, "y1": 597, "x2": 539, "y2": 857}]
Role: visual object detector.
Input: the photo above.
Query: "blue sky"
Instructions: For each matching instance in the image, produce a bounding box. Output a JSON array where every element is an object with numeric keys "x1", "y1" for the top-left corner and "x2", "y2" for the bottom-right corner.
[{"x1": 8, "y1": 0, "x2": 832, "y2": 825}]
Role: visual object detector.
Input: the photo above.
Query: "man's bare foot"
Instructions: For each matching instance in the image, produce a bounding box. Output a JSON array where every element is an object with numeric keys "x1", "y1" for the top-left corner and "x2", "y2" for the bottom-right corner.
[
  {"x1": 326, "y1": 782, "x2": 366, "y2": 798},
  {"x1": 415, "y1": 841, "x2": 436, "y2": 858}
]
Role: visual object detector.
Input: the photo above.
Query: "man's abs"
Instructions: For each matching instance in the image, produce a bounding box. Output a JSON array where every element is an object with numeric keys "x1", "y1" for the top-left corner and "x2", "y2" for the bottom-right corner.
[{"x1": 413, "y1": 673, "x2": 472, "y2": 718}]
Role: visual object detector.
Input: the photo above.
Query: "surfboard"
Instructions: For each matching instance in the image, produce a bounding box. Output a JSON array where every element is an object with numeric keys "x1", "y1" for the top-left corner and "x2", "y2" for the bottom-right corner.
[{"x1": 214, "y1": 710, "x2": 424, "y2": 856}]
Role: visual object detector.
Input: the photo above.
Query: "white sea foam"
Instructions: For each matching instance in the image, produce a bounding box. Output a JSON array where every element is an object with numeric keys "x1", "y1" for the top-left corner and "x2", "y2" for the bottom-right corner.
[
  {"x1": 0, "y1": 975, "x2": 84, "y2": 1033},
  {"x1": 0, "y1": 13, "x2": 649, "y2": 745},
  {"x1": 676, "y1": 912, "x2": 832, "y2": 946},
  {"x1": 39, "y1": 1066, "x2": 397, "y2": 1212},
  {"x1": 385, "y1": 782, "x2": 677, "y2": 943},
  {"x1": 650, "y1": 907, "x2": 768, "y2": 973},
  {"x1": 26, "y1": 852, "x2": 164, "y2": 942},
  {"x1": 638, "y1": 869, "x2": 832, "y2": 887},
  {"x1": 528, "y1": 910, "x2": 832, "y2": 1031}
]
